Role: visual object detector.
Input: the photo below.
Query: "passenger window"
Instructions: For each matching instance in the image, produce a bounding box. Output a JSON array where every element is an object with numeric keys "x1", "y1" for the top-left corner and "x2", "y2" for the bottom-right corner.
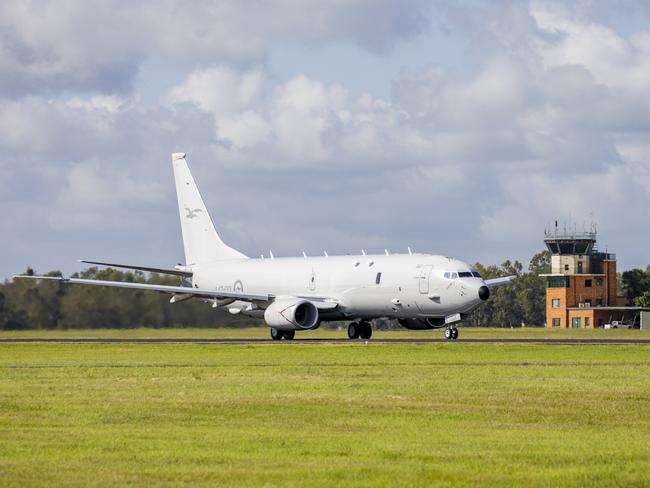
[
  {"x1": 451, "y1": 272, "x2": 458, "y2": 279},
  {"x1": 444, "y1": 272, "x2": 450, "y2": 279},
  {"x1": 375, "y1": 272, "x2": 382, "y2": 285}
]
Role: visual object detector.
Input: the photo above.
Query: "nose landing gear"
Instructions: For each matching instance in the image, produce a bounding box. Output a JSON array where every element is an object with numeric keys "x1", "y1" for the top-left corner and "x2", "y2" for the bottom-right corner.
[
  {"x1": 348, "y1": 321, "x2": 372, "y2": 339},
  {"x1": 444, "y1": 327, "x2": 459, "y2": 340}
]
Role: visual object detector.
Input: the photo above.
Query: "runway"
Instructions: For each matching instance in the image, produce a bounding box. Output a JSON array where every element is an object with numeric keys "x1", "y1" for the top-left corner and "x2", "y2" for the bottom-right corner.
[{"x1": 1, "y1": 338, "x2": 649, "y2": 345}]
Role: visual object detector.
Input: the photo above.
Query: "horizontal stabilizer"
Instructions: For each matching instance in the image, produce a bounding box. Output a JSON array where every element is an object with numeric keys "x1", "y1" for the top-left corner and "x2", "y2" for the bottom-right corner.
[{"x1": 79, "y1": 260, "x2": 192, "y2": 277}]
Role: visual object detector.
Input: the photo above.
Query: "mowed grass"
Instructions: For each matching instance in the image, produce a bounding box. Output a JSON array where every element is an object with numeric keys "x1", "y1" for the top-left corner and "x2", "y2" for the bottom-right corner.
[{"x1": 0, "y1": 339, "x2": 649, "y2": 487}]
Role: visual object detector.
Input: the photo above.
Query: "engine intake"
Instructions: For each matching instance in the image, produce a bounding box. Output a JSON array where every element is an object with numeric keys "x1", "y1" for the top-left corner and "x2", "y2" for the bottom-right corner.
[{"x1": 264, "y1": 299, "x2": 319, "y2": 330}]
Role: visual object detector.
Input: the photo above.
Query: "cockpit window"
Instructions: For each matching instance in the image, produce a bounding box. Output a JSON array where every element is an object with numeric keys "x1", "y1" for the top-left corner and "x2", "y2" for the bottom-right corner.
[{"x1": 445, "y1": 270, "x2": 480, "y2": 279}]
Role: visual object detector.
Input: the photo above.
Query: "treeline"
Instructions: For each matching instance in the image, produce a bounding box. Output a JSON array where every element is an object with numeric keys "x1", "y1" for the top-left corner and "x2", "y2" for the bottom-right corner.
[
  {"x1": 0, "y1": 267, "x2": 263, "y2": 330},
  {"x1": 1, "y1": 253, "x2": 649, "y2": 330}
]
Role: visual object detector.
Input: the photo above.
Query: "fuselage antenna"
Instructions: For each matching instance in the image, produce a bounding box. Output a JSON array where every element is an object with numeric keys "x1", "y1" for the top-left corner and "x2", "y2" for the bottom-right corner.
[
  {"x1": 361, "y1": 249, "x2": 366, "y2": 256},
  {"x1": 384, "y1": 249, "x2": 389, "y2": 255},
  {"x1": 324, "y1": 251, "x2": 329, "y2": 257},
  {"x1": 407, "y1": 247, "x2": 413, "y2": 255},
  {"x1": 269, "y1": 250, "x2": 274, "y2": 260},
  {"x1": 302, "y1": 251, "x2": 307, "y2": 258}
]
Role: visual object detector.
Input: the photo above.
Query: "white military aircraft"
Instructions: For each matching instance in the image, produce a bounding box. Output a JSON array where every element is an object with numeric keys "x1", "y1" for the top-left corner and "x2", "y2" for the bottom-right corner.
[{"x1": 17, "y1": 153, "x2": 512, "y2": 340}]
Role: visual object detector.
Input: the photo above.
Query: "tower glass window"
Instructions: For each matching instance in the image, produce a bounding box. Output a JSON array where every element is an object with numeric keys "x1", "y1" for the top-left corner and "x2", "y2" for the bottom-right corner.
[
  {"x1": 552, "y1": 298, "x2": 561, "y2": 308},
  {"x1": 547, "y1": 276, "x2": 569, "y2": 288}
]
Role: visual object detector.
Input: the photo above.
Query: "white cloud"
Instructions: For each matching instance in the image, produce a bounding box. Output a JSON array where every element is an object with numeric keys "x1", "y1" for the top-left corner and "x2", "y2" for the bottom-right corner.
[
  {"x1": 532, "y1": 0, "x2": 650, "y2": 94},
  {"x1": 0, "y1": 0, "x2": 429, "y2": 96},
  {"x1": 65, "y1": 95, "x2": 129, "y2": 113},
  {"x1": 164, "y1": 66, "x2": 271, "y2": 148}
]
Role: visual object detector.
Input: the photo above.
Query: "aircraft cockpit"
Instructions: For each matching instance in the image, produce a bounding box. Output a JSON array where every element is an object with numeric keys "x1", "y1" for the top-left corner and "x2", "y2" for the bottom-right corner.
[{"x1": 443, "y1": 270, "x2": 482, "y2": 279}]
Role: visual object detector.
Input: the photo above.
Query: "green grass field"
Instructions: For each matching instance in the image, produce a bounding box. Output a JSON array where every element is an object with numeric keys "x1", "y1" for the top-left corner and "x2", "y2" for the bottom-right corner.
[{"x1": 1, "y1": 329, "x2": 649, "y2": 487}]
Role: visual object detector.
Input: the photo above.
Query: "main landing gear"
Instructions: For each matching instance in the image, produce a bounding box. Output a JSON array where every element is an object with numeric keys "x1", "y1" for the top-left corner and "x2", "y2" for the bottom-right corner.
[
  {"x1": 444, "y1": 327, "x2": 459, "y2": 340},
  {"x1": 348, "y1": 321, "x2": 372, "y2": 340},
  {"x1": 270, "y1": 328, "x2": 295, "y2": 341}
]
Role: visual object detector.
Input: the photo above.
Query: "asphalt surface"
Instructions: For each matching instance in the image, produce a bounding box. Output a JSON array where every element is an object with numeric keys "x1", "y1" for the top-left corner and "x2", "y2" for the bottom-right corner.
[{"x1": 1, "y1": 338, "x2": 649, "y2": 345}]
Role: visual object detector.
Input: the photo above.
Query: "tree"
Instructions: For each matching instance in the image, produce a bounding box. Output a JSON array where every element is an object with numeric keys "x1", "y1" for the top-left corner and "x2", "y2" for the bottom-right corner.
[
  {"x1": 621, "y1": 269, "x2": 650, "y2": 302},
  {"x1": 1, "y1": 268, "x2": 64, "y2": 329},
  {"x1": 528, "y1": 250, "x2": 551, "y2": 274},
  {"x1": 468, "y1": 252, "x2": 549, "y2": 327},
  {"x1": 635, "y1": 291, "x2": 650, "y2": 308}
]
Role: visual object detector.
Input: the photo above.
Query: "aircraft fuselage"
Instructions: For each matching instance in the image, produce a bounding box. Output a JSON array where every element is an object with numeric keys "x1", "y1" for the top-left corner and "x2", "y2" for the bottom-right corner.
[{"x1": 193, "y1": 253, "x2": 487, "y2": 321}]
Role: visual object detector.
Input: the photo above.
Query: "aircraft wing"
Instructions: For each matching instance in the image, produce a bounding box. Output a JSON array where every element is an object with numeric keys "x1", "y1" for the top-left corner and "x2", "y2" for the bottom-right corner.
[
  {"x1": 14, "y1": 275, "x2": 270, "y2": 302},
  {"x1": 484, "y1": 276, "x2": 516, "y2": 287},
  {"x1": 78, "y1": 260, "x2": 192, "y2": 277}
]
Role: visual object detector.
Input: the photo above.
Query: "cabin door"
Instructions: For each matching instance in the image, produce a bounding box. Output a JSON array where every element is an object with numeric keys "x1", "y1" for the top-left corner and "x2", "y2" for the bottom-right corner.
[{"x1": 419, "y1": 265, "x2": 433, "y2": 294}]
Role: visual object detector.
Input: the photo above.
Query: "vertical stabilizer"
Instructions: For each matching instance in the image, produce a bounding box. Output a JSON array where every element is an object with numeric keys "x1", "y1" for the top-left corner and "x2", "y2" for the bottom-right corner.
[{"x1": 172, "y1": 153, "x2": 248, "y2": 265}]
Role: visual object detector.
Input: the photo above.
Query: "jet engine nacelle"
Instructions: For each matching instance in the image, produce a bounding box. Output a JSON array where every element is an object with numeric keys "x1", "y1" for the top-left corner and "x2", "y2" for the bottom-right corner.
[
  {"x1": 264, "y1": 298, "x2": 319, "y2": 330},
  {"x1": 398, "y1": 317, "x2": 447, "y2": 330}
]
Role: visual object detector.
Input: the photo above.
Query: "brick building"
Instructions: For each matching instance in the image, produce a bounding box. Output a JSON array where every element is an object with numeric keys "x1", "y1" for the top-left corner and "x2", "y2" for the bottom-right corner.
[{"x1": 542, "y1": 228, "x2": 648, "y2": 328}]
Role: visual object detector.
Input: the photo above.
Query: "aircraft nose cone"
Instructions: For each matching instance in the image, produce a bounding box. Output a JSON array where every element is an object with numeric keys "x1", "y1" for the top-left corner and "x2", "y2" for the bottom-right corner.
[{"x1": 478, "y1": 285, "x2": 490, "y2": 301}]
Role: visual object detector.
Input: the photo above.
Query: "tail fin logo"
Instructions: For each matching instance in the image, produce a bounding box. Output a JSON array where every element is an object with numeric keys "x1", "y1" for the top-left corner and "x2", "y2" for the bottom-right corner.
[{"x1": 184, "y1": 207, "x2": 203, "y2": 219}]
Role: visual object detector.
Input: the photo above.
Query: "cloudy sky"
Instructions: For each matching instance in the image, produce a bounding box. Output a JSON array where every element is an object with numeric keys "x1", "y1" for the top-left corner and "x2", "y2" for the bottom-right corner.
[{"x1": 1, "y1": 0, "x2": 649, "y2": 278}]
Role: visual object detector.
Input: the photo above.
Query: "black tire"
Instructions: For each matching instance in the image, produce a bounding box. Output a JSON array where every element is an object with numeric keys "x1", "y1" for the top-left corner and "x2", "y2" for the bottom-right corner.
[
  {"x1": 283, "y1": 330, "x2": 295, "y2": 340},
  {"x1": 270, "y1": 328, "x2": 283, "y2": 341},
  {"x1": 444, "y1": 328, "x2": 452, "y2": 340},
  {"x1": 348, "y1": 322, "x2": 360, "y2": 339},
  {"x1": 359, "y1": 322, "x2": 372, "y2": 339},
  {"x1": 452, "y1": 328, "x2": 459, "y2": 340}
]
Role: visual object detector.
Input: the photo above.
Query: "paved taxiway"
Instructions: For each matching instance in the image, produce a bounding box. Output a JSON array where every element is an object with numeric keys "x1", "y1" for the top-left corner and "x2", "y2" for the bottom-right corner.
[{"x1": 1, "y1": 338, "x2": 649, "y2": 345}]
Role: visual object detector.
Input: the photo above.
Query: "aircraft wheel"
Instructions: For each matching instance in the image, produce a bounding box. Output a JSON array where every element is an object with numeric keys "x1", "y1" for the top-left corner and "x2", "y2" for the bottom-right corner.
[
  {"x1": 444, "y1": 328, "x2": 453, "y2": 340},
  {"x1": 359, "y1": 322, "x2": 372, "y2": 339},
  {"x1": 270, "y1": 328, "x2": 283, "y2": 341},
  {"x1": 348, "y1": 322, "x2": 360, "y2": 339},
  {"x1": 283, "y1": 330, "x2": 295, "y2": 340},
  {"x1": 452, "y1": 328, "x2": 459, "y2": 340}
]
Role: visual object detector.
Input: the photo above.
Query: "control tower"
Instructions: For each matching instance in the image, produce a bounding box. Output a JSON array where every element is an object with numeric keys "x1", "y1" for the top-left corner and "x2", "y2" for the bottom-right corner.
[{"x1": 542, "y1": 224, "x2": 617, "y2": 328}]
